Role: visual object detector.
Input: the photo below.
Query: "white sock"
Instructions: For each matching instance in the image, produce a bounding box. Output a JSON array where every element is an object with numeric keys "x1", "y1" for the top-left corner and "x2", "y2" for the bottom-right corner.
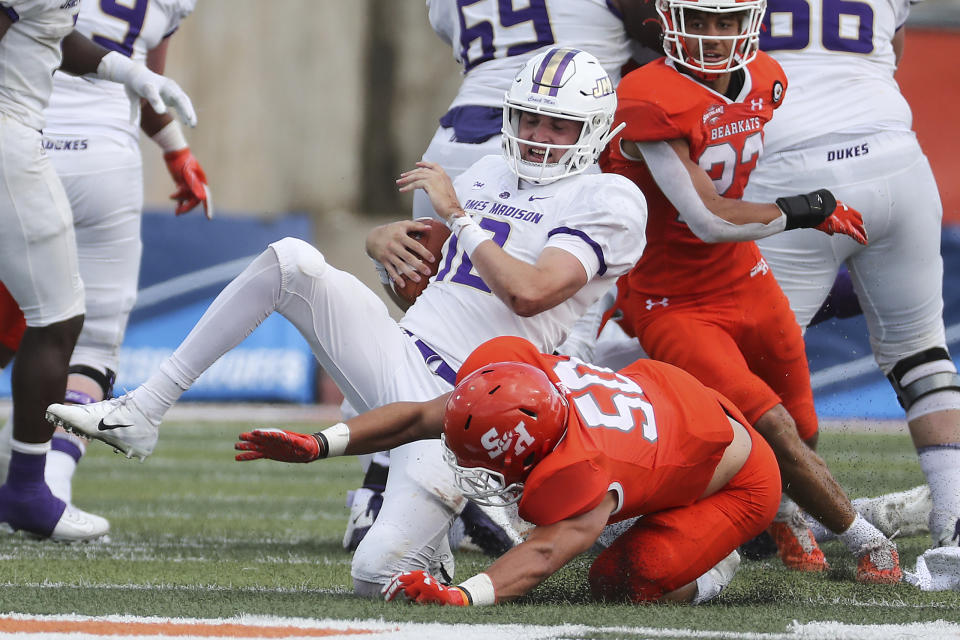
[
  {"x1": 837, "y1": 513, "x2": 885, "y2": 554},
  {"x1": 919, "y1": 445, "x2": 960, "y2": 516},
  {"x1": 136, "y1": 248, "x2": 284, "y2": 422},
  {"x1": 0, "y1": 411, "x2": 12, "y2": 482}
]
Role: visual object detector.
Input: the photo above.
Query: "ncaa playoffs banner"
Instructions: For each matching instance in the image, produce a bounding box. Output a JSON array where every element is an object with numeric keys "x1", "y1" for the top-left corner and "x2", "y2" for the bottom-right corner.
[{"x1": 0, "y1": 211, "x2": 317, "y2": 404}]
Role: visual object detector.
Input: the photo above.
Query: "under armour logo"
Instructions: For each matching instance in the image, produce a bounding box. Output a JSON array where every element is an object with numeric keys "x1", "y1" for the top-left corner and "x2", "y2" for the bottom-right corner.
[
  {"x1": 750, "y1": 98, "x2": 764, "y2": 111},
  {"x1": 645, "y1": 297, "x2": 669, "y2": 310},
  {"x1": 472, "y1": 181, "x2": 485, "y2": 190},
  {"x1": 750, "y1": 258, "x2": 770, "y2": 278}
]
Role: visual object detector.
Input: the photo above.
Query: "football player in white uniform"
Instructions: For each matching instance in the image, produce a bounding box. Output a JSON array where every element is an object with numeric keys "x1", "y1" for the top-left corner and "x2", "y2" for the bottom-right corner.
[
  {"x1": 741, "y1": 0, "x2": 960, "y2": 549},
  {"x1": 0, "y1": 0, "x2": 208, "y2": 528},
  {"x1": 0, "y1": 0, "x2": 195, "y2": 541},
  {"x1": 344, "y1": 0, "x2": 660, "y2": 550},
  {"x1": 47, "y1": 48, "x2": 649, "y2": 593}
]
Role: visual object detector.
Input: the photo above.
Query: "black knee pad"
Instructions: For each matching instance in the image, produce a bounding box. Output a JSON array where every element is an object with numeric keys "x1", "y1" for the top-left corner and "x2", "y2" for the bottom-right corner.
[{"x1": 887, "y1": 347, "x2": 960, "y2": 410}]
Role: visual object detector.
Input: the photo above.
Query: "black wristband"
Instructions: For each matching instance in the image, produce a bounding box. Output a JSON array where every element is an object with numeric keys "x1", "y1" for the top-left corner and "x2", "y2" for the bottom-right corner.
[
  {"x1": 777, "y1": 188, "x2": 837, "y2": 230},
  {"x1": 311, "y1": 432, "x2": 328, "y2": 459}
]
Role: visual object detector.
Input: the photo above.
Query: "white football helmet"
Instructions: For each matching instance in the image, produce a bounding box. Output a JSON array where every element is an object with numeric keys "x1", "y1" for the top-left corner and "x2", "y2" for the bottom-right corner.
[
  {"x1": 656, "y1": 0, "x2": 765, "y2": 76},
  {"x1": 502, "y1": 47, "x2": 623, "y2": 184}
]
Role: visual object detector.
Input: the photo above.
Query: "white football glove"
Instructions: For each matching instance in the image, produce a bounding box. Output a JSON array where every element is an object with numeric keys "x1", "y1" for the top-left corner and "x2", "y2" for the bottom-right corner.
[{"x1": 96, "y1": 51, "x2": 197, "y2": 127}]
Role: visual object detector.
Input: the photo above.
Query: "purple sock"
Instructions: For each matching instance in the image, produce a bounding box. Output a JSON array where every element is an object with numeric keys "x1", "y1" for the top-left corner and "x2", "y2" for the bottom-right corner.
[{"x1": 0, "y1": 451, "x2": 66, "y2": 536}]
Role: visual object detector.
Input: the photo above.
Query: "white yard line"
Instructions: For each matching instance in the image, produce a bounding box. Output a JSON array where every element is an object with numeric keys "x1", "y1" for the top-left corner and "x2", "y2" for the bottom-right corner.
[{"x1": 1, "y1": 613, "x2": 958, "y2": 640}]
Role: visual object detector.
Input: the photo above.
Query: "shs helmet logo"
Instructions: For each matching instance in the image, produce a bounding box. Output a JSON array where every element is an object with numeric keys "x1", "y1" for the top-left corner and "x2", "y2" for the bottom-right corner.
[{"x1": 480, "y1": 422, "x2": 535, "y2": 460}]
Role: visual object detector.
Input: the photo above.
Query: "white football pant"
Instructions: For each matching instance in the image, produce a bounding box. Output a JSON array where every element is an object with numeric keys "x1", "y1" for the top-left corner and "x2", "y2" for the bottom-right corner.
[
  {"x1": 0, "y1": 114, "x2": 84, "y2": 325},
  {"x1": 744, "y1": 130, "x2": 946, "y2": 374},
  {"x1": 49, "y1": 135, "x2": 142, "y2": 375}
]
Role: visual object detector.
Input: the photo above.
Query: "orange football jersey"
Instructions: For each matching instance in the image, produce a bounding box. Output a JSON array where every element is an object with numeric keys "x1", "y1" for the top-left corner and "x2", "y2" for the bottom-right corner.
[
  {"x1": 601, "y1": 53, "x2": 788, "y2": 296},
  {"x1": 457, "y1": 336, "x2": 743, "y2": 527}
]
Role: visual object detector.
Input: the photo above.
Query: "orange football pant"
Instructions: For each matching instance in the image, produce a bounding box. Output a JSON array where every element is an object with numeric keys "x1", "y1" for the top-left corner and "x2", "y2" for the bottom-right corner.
[
  {"x1": 589, "y1": 423, "x2": 780, "y2": 602},
  {"x1": 616, "y1": 270, "x2": 818, "y2": 440}
]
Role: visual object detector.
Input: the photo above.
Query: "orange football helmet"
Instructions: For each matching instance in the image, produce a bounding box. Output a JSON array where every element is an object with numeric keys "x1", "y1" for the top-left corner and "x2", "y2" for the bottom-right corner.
[{"x1": 442, "y1": 362, "x2": 568, "y2": 506}]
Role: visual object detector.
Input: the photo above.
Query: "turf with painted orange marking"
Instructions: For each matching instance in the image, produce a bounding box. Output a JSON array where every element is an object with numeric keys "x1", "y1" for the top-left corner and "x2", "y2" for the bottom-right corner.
[{"x1": 0, "y1": 617, "x2": 383, "y2": 637}]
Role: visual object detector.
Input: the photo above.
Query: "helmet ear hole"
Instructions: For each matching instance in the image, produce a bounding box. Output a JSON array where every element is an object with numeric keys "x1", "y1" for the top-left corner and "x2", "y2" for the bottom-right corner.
[
  {"x1": 519, "y1": 408, "x2": 536, "y2": 418},
  {"x1": 463, "y1": 416, "x2": 471, "y2": 431}
]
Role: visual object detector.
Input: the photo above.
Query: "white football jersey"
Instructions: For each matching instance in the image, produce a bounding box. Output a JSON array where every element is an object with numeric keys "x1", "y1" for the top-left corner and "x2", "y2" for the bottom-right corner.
[
  {"x1": 43, "y1": 0, "x2": 195, "y2": 145},
  {"x1": 758, "y1": 0, "x2": 914, "y2": 153},
  {"x1": 0, "y1": 0, "x2": 79, "y2": 130},
  {"x1": 400, "y1": 155, "x2": 647, "y2": 368},
  {"x1": 426, "y1": 0, "x2": 631, "y2": 109}
]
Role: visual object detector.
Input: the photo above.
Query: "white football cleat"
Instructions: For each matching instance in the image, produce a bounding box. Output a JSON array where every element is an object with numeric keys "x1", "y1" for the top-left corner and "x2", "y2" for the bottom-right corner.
[
  {"x1": 855, "y1": 484, "x2": 932, "y2": 538},
  {"x1": 46, "y1": 395, "x2": 158, "y2": 461},
  {"x1": 49, "y1": 503, "x2": 110, "y2": 543},
  {"x1": 342, "y1": 487, "x2": 383, "y2": 551},
  {"x1": 692, "y1": 550, "x2": 741, "y2": 604}
]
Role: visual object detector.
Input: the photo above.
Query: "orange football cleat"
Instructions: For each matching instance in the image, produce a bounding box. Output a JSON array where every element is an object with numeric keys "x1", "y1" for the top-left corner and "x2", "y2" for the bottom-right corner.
[
  {"x1": 768, "y1": 512, "x2": 830, "y2": 572},
  {"x1": 856, "y1": 538, "x2": 902, "y2": 584}
]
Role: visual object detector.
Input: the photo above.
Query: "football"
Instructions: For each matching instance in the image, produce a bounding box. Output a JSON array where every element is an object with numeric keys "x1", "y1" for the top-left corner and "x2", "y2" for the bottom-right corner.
[{"x1": 392, "y1": 217, "x2": 451, "y2": 305}]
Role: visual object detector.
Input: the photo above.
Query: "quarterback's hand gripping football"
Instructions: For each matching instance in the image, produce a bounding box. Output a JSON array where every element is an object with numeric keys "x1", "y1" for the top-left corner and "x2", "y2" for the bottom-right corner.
[
  {"x1": 165, "y1": 148, "x2": 213, "y2": 218},
  {"x1": 382, "y1": 570, "x2": 470, "y2": 606},
  {"x1": 366, "y1": 219, "x2": 436, "y2": 287},
  {"x1": 816, "y1": 200, "x2": 867, "y2": 245},
  {"x1": 97, "y1": 51, "x2": 197, "y2": 127},
  {"x1": 234, "y1": 428, "x2": 323, "y2": 463}
]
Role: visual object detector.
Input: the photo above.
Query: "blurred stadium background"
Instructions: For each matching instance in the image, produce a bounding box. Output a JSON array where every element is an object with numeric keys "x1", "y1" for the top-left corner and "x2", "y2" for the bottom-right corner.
[{"x1": 2, "y1": 0, "x2": 959, "y2": 419}]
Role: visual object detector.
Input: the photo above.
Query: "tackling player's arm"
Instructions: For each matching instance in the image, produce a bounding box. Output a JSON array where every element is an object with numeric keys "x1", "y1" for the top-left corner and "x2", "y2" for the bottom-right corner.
[
  {"x1": 481, "y1": 492, "x2": 616, "y2": 600},
  {"x1": 398, "y1": 161, "x2": 589, "y2": 317},
  {"x1": 626, "y1": 138, "x2": 867, "y2": 244},
  {"x1": 234, "y1": 393, "x2": 449, "y2": 463},
  {"x1": 385, "y1": 492, "x2": 616, "y2": 605}
]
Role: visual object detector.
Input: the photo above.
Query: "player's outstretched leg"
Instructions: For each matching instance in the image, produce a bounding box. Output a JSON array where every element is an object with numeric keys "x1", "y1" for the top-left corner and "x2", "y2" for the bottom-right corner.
[{"x1": 46, "y1": 244, "x2": 294, "y2": 458}]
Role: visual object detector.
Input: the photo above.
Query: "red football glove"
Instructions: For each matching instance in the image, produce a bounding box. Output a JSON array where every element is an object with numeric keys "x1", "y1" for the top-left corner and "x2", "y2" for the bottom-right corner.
[
  {"x1": 164, "y1": 148, "x2": 213, "y2": 219},
  {"x1": 816, "y1": 200, "x2": 868, "y2": 245},
  {"x1": 234, "y1": 428, "x2": 322, "y2": 462},
  {"x1": 382, "y1": 570, "x2": 469, "y2": 606}
]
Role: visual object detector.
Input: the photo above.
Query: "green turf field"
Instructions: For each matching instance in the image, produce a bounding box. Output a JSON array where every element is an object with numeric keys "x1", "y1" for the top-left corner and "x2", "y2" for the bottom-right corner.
[{"x1": 1, "y1": 418, "x2": 958, "y2": 637}]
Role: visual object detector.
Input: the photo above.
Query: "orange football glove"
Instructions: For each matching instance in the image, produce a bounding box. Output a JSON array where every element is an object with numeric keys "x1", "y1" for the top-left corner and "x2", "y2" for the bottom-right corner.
[
  {"x1": 816, "y1": 200, "x2": 868, "y2": 245},
  {"x1": 382, "y1": 570, "x2": 470, "y2": 606},
  {"x1": 164, "y1": 148, "x2": 213, "y2": 219},
  {"x1": 234, "y1": 428, "x2": 322, "y2": 463}
]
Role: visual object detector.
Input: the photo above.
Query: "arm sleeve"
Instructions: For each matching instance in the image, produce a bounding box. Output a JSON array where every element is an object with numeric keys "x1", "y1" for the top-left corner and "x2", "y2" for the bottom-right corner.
[{"x1": 636, "y1": 140, "x2": 788, "y2": 242}]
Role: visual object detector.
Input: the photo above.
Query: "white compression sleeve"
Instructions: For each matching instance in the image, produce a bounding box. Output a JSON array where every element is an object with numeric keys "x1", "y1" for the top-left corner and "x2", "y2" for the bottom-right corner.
[{"x1": 634, "y1": 140, "x2": 787, "y2": 242}]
